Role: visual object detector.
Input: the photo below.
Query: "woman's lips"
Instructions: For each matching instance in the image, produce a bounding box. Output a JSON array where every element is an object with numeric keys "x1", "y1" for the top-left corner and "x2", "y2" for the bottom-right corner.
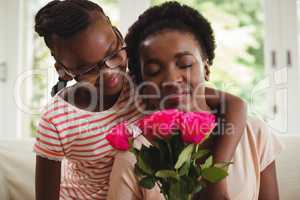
[
  {"x1": 105, "y1": 74, "x2": 121, "y2": 88},
  {"x1": 164, "y1": 92, "x2": 190, "y2": 103}
]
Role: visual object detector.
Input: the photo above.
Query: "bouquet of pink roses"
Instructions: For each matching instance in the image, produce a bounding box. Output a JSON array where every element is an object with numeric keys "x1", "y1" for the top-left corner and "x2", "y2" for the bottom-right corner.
[{"x1": 106, "y1": 109, "x2": 230, "y2": 200}]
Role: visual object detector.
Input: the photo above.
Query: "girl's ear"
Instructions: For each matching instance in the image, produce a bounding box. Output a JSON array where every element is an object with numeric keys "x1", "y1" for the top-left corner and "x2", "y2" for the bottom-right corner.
[
  {"x1": 54, "y1": 62, "x2": 73, "y2": 81},
  {"x1": 204, "y1": 59, "x2": 211, "y2": 81}
]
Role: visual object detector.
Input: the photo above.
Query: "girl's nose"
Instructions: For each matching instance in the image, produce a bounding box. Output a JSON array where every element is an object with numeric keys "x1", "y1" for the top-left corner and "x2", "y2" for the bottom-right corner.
[{"x1": 101, "y1": 68, "x2": 120, "y2": 78}]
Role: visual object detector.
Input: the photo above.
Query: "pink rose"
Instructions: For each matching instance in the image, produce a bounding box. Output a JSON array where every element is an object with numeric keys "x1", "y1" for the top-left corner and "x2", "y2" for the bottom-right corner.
[
  {"x1": 106, "y1": 122, "x2": 131, "y2": 151},
  {"x1": 178, "y1": 112, "x2": 216, "y2": 144},
  {"x1": 138, "y1": 109, "x2": 181, "y2": 139}
]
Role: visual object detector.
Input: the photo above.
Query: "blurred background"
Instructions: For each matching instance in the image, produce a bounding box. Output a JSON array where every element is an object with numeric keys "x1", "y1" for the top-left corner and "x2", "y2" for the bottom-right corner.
[{"x1": 0, "y1": 0, "x2": 299, "y2": 138}]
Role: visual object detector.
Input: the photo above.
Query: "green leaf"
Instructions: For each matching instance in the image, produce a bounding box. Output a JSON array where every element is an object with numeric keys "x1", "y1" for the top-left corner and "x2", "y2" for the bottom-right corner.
[
  {"x1": 169, "y1": 182, "x2": 184, "y2": 200},
  {"x1": 170, "y1": 133, "x2": 185, "y2": 160},
  {"x1": 175, "y1": 144, "x2": 194, "y2": 169},
  {"x1": 201, "y1": 156, "x2": 213, "y2": 170},
  {"x1": 155, "y1": 170, "x2": 179, "y2": 180},
  {"x1": 153, "y1": 139, "x2": 172, "y2": 167},
  {"x1": 129, "y1": 147, "x2": 139, "y2": 156},
  {"x1": 214, "y1": 161, "x2": 234, "y2": 172},
  {"x1": 202, "y1": 167, "x2": 229, "y2": 183},
  {"x1": 166, "y1": 138, "x2": 174, "y2": 164},
  {"x1": 178, "y1": 161, "x2": 191, "y2": 176},
  {"x1": 134, "y1": 165, "x2": 147, "y2": 176},
  {"x1": 192, "y1": 183, "x2": 203, "y2": 195},
  {"x1": 137, "y1": 154, "x2": 153, "y2": 175},
  {"x1": 192, "y1": 149, "x2": 210, "y2": 160},
  {"x1": 140, "y1": 144, "x2": 163, "y2": 171},
  {"x1": 181, "y1": 176, "x2": 196, "y2": 194},
  {"x1": 168, "y1": 180, "x2": 192, "y2": 200},
  {"x1": 190, "y1": 164, "x2": 202, "y2": 177},
  {"x1": 139, "y1": 176, "x2": 156, "y2": 189}
]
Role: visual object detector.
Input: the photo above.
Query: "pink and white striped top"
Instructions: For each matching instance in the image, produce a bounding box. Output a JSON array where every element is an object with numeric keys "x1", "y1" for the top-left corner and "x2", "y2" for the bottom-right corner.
[{"x1": 34, "y1": 83, "x2": 144, "y2": 200}]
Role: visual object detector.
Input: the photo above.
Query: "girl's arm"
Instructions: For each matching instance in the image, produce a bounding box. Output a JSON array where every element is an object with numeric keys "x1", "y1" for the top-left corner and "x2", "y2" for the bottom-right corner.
[
  {"x1": 258, "y1": 161, "x2": 280, "y2": 200},
  {"x1": 203, "y1": 87, "x2": 247, "y2": 200},
  {"x1": 35, "y1": 156, "x2": 61, "y2": 200},
  {"x1": 205, "y1": 87, "x2": 247, "y2": 163}
]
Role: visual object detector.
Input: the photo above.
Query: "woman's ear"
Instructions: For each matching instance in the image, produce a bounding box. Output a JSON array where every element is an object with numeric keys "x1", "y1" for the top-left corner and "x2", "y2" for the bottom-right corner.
[
  {"x1": 204, "y1": 59, "x2": 211, "y2": 81},
  {"x1": 54, "y1": 62, "x2": 73, "y2": 81}
]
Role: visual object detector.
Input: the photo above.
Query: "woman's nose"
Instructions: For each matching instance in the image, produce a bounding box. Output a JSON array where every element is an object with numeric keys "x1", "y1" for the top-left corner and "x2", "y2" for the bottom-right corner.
[
  {"x1": 161, "y1": 67, "x2": 184, "y2": 92},
  {"x1": 163, "y1": 67, "x2": 183, "y2": 83}
]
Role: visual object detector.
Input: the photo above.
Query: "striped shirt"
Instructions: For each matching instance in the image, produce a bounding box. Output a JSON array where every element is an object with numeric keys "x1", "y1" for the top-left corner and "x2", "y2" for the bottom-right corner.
[{"x1": 34, "y1": 82, "x2": 144, "y2": 200}]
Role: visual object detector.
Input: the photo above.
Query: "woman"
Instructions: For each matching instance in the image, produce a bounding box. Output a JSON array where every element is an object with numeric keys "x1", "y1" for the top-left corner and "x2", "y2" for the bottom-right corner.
[{"x1": 108, "y1": 2, "x2": 283, "y2": 200}]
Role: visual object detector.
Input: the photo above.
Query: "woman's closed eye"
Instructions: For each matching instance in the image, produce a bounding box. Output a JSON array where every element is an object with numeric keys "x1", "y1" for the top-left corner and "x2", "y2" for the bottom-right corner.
[
  {"x1": 144, "y1": 63, "x2": 161, "y2": 76},
  {"x1": 176, "y1": 55, "x2": 196, "y2": 69}
]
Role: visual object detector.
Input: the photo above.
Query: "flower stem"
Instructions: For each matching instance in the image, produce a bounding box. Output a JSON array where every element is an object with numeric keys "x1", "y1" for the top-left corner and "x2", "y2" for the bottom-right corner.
[{"x1": 193, "y1": 144, "x2": 199, "y2": 165}]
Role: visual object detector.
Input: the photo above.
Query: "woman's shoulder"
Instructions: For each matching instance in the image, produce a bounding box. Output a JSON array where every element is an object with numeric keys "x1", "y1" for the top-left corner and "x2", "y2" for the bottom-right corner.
[
  {"x1": 246, "y1": 116, "x2": 268, "y2": 133},
  {"x1": 246, "y1": 116, "x2": 279, "y2": 143},
  {"x1": 227, "y1": 116, "x2": 284, "y2": 199},
  {"x1": 244, "y1": 116, "x2": 284, "y2": 171}
]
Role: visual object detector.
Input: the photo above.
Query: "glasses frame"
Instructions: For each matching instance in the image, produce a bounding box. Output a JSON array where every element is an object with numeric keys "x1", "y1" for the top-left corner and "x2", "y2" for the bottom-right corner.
[{"x1": 54, "y1": 27, "x2": 127, "y2": 80}]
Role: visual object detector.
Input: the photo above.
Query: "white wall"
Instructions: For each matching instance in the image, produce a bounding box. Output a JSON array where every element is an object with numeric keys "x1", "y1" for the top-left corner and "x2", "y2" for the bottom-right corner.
[
  {"x1": 0, "y1": 1, "x2": 8, "y2": 136},
  {"x1": 119, "y1": 0, "x2": 150, "y2": 35},
  {"x1": 283, "y1": 0, "x2": 300, "y2": 134},
  {"x1": 0, "y1": 0, "x2": 25, "y2": 138},
  {"x1": 264, "y1": 0, "x2": 300, "y2": 134}
]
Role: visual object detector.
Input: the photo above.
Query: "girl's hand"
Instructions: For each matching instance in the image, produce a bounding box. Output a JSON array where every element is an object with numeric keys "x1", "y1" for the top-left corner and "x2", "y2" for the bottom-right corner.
[
  {"x1": 178, "y1": 90, "x2": 211, "y2": 113},
  {"x1": 35, "y1": 156, "x2": 61, "y2": 200},
  {"x1": 205, "y1": 181, "x2": 231, "y2": 200},
  {"x1": 193, "y1": 180, "x2": 231, "y2": 200}
]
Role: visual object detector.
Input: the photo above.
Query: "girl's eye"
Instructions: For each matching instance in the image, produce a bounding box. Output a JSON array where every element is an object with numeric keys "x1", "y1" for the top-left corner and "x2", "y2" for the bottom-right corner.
[
  {"x1": 144, "y1": 64, "x2": 161, "y2": 76},
  {"x1": 176, "y1": 55, "x2": 196, "y2": 69}
]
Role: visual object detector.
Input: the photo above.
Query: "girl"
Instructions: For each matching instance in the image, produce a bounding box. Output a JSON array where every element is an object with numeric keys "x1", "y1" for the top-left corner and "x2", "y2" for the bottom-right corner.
[
  {"x1": 34, "y1": 0, "x2": 246, "y2": 200},
  {"x1": 108, "y1": 2, "x2": 283, "y2": 200}
]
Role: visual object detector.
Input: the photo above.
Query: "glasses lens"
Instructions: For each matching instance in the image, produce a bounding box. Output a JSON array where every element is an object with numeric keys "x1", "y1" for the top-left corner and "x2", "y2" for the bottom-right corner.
[{"x1": 105, "y1": 49, "x2": 127, "y2": 68}]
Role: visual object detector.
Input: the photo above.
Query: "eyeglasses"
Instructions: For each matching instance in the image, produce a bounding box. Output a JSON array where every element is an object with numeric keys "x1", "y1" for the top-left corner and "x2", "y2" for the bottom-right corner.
[{"x1": 55, "y1": 27, "x2": 127, "y2": 79}]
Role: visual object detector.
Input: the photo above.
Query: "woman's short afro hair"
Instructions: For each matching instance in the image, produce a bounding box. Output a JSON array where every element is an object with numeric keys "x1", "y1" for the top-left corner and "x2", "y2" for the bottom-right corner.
[{"x1": 125, "y1": 1, "x2": 216, "y2": 84}]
